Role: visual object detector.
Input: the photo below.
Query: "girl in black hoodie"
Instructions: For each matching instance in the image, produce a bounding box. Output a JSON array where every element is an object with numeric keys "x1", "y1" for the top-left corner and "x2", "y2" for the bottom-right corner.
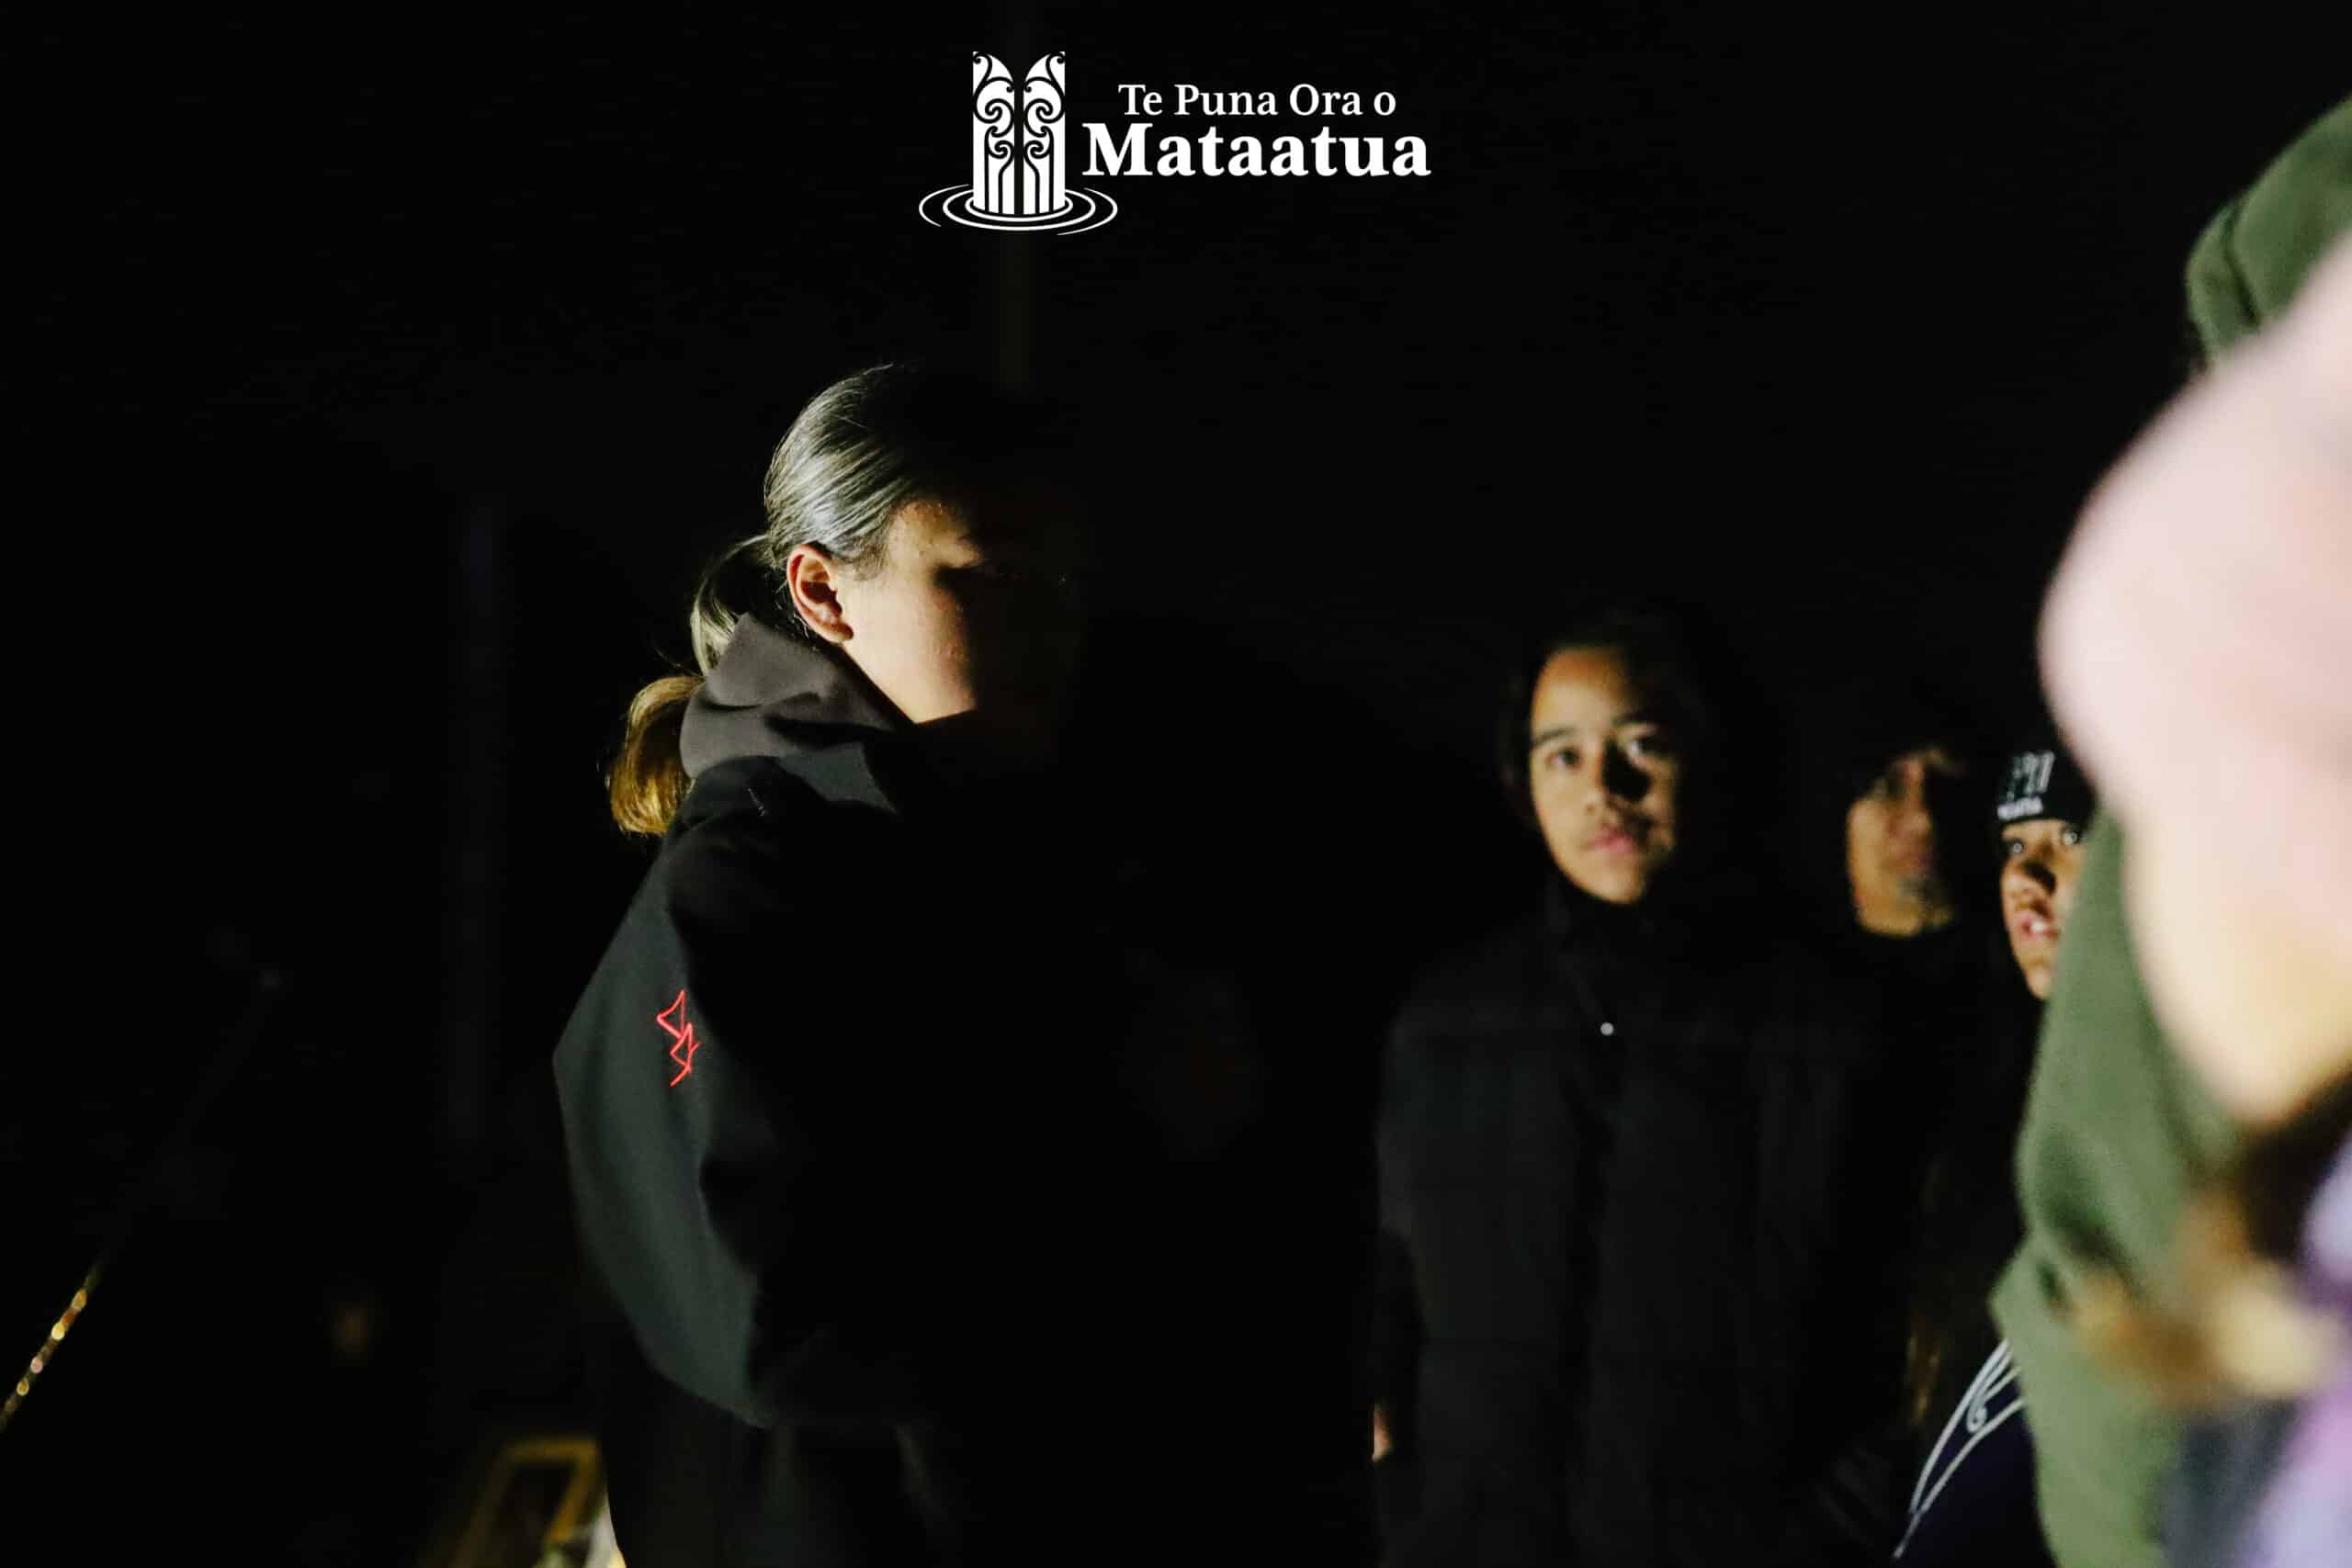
[{"x1": 554, "y1": 366, "x2": 1367, "y2": 1567}]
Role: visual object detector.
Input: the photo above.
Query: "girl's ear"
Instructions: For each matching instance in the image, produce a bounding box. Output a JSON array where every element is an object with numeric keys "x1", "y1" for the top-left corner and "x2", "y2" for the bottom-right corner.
[{"x1": 785, "y1": 545, "x2": 853, "y2": 644}]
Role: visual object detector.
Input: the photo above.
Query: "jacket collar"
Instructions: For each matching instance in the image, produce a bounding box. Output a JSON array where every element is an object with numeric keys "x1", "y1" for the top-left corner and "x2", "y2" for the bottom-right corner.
[
  {"x1": 681, "y1": 613, "x2": 904, "y2": 773},
  {"x1": 680, "y1": 612, "x2": 914, "y2": 813}
]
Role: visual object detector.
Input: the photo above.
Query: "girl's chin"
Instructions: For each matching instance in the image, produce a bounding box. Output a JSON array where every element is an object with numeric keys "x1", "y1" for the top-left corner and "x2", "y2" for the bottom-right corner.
[{"x1": 1571, "y1": 870, "x2": 1649, "y2": 905}]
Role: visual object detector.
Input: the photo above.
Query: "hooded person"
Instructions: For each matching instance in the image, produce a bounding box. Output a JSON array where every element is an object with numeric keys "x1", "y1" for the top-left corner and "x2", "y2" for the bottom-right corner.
[
  {"x1": 1986, "y1": 94, "x2": 2352, "y2": 1568},
  {"x1": 1786, "y1": 676, "x2": 2000, "y2": 1080},
  {"x1": 552, "y1": 365, "x2": 1372, "y2": 1567}
]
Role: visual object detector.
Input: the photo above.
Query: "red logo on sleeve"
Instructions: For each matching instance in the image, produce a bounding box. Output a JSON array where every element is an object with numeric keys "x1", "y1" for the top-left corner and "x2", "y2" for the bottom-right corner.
[{"x1": 657, "y1": 990, "x2": 702, "y2": 1086}]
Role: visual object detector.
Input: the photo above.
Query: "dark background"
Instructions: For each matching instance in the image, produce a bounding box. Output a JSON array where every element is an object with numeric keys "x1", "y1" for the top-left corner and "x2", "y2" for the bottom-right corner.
[{"x1": 10, "y1": 6, "x2": 2345, "y2": 1560}]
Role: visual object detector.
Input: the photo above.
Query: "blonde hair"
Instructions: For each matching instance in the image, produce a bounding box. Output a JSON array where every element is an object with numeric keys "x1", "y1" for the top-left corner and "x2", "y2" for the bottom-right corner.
[{"x1": 606, "y1": 675, "x2": 703, "y2": 839}]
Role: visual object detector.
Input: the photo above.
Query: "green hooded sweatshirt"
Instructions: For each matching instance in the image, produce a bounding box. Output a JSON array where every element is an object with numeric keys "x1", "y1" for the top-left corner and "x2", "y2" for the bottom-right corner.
[{"x1": 1988, "y1": 94, "x2": 2352, "y2": 1568}]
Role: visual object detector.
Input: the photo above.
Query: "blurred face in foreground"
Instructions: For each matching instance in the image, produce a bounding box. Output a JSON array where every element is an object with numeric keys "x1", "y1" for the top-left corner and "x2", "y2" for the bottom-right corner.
[
  {"x1": 1527, "y1": 645, "x2": 1682, "y2": 904},
  {"x1": 2129, "y1": 826, "x2": 2352, "y2": 1128},
  {"x1": 1998, "y1": 817, "x2": 2088, "y2": 999}
]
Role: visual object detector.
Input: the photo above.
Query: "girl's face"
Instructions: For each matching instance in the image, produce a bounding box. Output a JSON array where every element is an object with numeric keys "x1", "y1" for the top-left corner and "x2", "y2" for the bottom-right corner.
[
  {"x1": 1526, "y1": 645, "x2": 1683, "y2": 905},
  {"x1": 805, "y1": 491, "x2": 1085, "y2": 753},
  {"x1": 1997, "y1": 817, "x2": 2088, "y2": 999}
]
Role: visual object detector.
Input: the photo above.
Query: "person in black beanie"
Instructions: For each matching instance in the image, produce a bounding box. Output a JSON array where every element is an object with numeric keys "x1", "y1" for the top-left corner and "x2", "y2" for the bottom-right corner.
[
  {"x1": 1371, "y1": 604, "x2": 1911, "y2": 1568},
  {"x1": 1891, "y1": 734, "x2": 2096, "y2": 1565}
]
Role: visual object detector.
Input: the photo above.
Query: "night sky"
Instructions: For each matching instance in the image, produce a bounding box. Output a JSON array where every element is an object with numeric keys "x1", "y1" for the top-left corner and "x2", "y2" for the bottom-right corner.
[{"x1": 13, "y1": 7, "x2": 2346, "y2": 1559}]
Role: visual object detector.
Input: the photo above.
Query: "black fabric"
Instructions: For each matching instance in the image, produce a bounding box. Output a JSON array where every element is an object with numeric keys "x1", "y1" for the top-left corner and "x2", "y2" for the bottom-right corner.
[
  {"x1": 1787, "y1": 926, "x2": 2017, "y2": 1560},
  {"x1": 1991, "y1": 741, "x2": 2094, "y2": 834},
  {"x1": 554, "y1": 631, "x2": 1373, "y2": 1566},
  {"x1": 1904, "y1": 976, "x2": 2043, "y2": 1438},
  {"x1": 1894, "y1": 1345, "x2": 2053, "y2": 1568},
  {"x1": 678, "y1": 610, "x2": 906, "y2": 779},
  {"x1": 1800, "y1": 678, "x2": 1991, "y2": 820},
  {"x1": 1820, "y1": 907, "x2": 2003, "y2": 1055},
  {"x1": 1373, "y1": 876, "x2": 1913, "y2": 1567}
]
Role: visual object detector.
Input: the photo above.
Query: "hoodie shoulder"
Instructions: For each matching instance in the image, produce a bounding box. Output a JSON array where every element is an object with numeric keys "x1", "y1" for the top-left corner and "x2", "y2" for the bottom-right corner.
[
  {"x1": 553, "y1": 760, "x2": 852, "y2": 1086},
  {"x1": 654, "y1": 757, "x2": 876, "y2": 933}
]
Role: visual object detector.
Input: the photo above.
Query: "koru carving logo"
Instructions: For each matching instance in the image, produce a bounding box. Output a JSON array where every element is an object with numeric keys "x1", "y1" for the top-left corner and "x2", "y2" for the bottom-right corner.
[
  {"x1": 657, "y1": 990, "x2": 702, "y2": 1086},
  {"x1": 918, "y1": 52, "x2": 1118, "y2": 234}
]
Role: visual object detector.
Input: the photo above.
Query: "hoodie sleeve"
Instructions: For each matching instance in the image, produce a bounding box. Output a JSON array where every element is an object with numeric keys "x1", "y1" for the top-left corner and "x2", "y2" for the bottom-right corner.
[{"x1": 554, "y1": 807, "x2": 983, "y2": 1430}]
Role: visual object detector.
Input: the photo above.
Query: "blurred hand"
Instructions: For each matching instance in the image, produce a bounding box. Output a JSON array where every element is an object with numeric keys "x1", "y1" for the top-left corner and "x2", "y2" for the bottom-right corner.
[{"x1": 1372, "y1": 1402, "x2": 1393, "y2": 1463}]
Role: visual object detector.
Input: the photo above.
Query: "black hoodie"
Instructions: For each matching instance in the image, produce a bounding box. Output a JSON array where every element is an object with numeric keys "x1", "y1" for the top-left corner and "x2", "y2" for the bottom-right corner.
[{"x1": 554, "y1": 615, "x2": 1372, "y2": 1566}]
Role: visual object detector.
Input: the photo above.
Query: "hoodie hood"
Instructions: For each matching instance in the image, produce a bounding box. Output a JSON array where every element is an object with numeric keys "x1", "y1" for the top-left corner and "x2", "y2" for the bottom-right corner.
[
  {"x1": 679, "y1": 612, "x2": 904, "y2": 780},
  {"x1": 2187, "y1": 96, "x2": 2352, "y2": 358}
]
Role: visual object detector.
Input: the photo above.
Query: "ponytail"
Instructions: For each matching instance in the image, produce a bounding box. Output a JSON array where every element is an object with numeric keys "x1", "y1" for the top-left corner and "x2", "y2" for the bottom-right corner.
[
  {"x1": 607, "y1": 674, "x2": 701, "y2": 837},
  {"x1": 606, "y1": 534, "x2": 775, "y2": 836}
]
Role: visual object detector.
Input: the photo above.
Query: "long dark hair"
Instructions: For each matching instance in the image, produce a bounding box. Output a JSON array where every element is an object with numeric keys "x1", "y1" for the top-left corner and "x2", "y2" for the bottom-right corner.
[{"x1": 1494, "y1": 601, "x2": 1756, "y2": 910}]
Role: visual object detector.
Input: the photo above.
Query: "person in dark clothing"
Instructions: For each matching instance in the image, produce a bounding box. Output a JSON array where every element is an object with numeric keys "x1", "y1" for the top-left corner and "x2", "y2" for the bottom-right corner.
[
  {"x1": 1893, "y1": 736, "x2": 2095, "y2": 1565},
  {"x1": 1800, "y1": 681, "x2": 1998, "y2": 1019},
  {"x1": 1372, "y1": 605, "x2": 1911, "y2": 1568},
  {"x1": 1787, "y1": 684, "x2": 2006, "y2": 1534},
  {"x1": 553, "y1": 365, "x2": 1369, "y2": 1567}
]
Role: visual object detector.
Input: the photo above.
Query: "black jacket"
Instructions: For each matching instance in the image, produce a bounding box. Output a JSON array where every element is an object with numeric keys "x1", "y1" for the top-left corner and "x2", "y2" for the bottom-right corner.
[
  {"x1": 554, "y1": 616, "x2": 1369, "y2": 1566},
  {"x1": 1373, "y1": 876, "x2": 1911, "y2": 1567}
]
